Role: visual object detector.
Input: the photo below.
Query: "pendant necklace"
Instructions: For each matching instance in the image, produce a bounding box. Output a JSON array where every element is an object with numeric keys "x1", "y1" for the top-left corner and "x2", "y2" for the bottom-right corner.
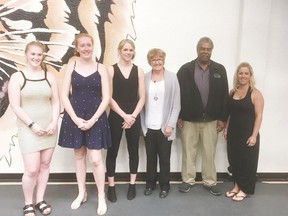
[
  {"x1": 152, "y1": 71, "x2": 163, "y2": 101},
  {"x1": 153, "y1": 81, "x2": 158, "y2": 101}
]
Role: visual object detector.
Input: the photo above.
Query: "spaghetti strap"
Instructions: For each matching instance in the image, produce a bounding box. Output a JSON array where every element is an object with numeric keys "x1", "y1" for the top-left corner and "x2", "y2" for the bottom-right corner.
[
  {"x1": 44, "y1": 71, "x2": 51, "y2": 87},
  {"x1": 19, "y1": 70, "x2": 26, "y2": 79},
  {"x1": 74, "y1": 61, "x2": 77, "y2": 70},
  {"x1": 96, "y1": 62, "x2": 99, "y2": 72},
  {"x1": 19, "y1": 71, "x2": 27, "y2": 90}
]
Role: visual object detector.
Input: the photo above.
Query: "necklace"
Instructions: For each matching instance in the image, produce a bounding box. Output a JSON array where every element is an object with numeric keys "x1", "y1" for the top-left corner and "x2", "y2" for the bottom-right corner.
[
  {"x1": 153, "y1": 81, "x2": 158, "y2": 101},
  {"x1": 151, "y1": 71, "x2": 164, "y2": 101}
]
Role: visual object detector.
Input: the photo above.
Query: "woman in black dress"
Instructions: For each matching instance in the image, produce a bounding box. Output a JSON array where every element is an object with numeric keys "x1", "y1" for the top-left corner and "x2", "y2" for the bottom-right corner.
[{"x1": 224, "y1": 62, "x2": 264, "y2": 201}]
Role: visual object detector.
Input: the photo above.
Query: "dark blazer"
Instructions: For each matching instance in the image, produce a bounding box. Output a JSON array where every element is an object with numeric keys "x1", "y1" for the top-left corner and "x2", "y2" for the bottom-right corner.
[{"x1": 177, "y1": 58, "x2": 229, "y2": 122}]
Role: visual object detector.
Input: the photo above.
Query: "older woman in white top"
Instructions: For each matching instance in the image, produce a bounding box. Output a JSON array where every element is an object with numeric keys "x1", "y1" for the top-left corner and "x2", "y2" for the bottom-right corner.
[{"x1": 140, "y1": 48, "x2": 181, "y2": 198}]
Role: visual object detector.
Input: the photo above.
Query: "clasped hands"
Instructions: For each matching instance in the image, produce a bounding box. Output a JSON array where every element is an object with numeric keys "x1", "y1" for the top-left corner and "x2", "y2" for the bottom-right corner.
[
  {"x1": 122, "y1": 114, "x2": 136, "y2": 129},
  {"x1": 31, "y1": 122, "x2": 56, "y2": 136},
  {"x1": 76, "y1": 117, "x2": 97, "y2": 131}
]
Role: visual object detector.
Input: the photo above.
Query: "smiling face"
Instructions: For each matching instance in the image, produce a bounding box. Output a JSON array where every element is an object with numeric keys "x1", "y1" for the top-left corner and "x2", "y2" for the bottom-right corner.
[
  {"x1": 237, "y1": 66, "x2": 251, "y2": 86},
  {"x1": 119, "y1": 43, "x2": 135, "y2": 62},
  {"x1": 75, "y1": 35, "x2": 94, "y2": 59},
  {"x1": 118, "y1": 39, "x2": 135, "y2": 62},
  {"x1": 197, "y1": 42, "x2": 213, "y2": 64},
  {"x1": 25, "y1": 45, "x2": 44, "y2": 69},
  {"x1": 150, "y1": 56, "x2": 164, "y2": 72}
]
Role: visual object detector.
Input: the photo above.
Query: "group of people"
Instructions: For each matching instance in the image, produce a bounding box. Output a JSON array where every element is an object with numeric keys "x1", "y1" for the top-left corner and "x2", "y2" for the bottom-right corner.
[{"x1": 7, "y1": 34, "x2": 264, "y2": 216}]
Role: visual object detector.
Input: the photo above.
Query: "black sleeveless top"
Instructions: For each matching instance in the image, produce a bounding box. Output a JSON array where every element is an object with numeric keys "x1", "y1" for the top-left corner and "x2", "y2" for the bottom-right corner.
[{"x1": 112, "y1": 64, "x2": 138, "y2": 112}]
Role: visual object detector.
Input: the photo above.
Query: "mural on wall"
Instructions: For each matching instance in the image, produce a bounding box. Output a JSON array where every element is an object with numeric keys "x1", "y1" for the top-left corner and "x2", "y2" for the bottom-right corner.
[{"x1": 0, "y1": 0, "x2": 137, "y2": 169}]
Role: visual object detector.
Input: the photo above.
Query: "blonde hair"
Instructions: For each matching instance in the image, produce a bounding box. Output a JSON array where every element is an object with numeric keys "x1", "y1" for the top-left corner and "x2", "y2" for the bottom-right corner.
[
  {"x1": 73, "y1": 33, "x2": 94, "y2": 56},
  {"x1": 147, "y1": 48, "x2": 166, "y2": 65},
  {"x1": 25, "y1": 41, "x2": 47, "y2": 71},
  {"x1": 117, "y1": 38, "x2": 135, "y2": 59},
  {"x1": 233, "y1": 62, "x2": 255, "y2": 92}
]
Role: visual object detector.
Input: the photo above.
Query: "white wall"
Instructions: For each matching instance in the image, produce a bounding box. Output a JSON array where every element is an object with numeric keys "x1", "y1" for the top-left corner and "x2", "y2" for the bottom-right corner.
[{"x1": 1, "y1": 0, "x2": 287, "y2": 174}]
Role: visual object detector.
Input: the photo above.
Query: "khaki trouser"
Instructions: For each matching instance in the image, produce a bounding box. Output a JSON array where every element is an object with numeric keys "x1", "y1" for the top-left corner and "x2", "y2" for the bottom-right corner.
[{"x1": 180, "y1": 120, "x2": 218, "y2": 186}]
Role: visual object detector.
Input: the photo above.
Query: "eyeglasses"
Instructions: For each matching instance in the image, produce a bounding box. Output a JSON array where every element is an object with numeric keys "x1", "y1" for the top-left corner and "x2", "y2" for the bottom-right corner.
[{"x1": 151, "y1": 58, "x2": 163, "y2": 63}]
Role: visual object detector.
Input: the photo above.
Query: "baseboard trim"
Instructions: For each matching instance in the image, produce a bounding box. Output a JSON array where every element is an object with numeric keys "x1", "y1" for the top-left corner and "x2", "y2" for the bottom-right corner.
[{"x1": 0, "y1": 172, "x2": 287, "y2": 183}]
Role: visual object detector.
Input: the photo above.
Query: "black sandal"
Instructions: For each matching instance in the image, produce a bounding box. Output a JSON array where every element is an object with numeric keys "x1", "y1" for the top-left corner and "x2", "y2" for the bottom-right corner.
[
  {"x1": 23, "y1": 204, "x2": 35, "y2": 216},
  {"x1": 35, "y1": 200, "x2": 51, "y2": 215}
]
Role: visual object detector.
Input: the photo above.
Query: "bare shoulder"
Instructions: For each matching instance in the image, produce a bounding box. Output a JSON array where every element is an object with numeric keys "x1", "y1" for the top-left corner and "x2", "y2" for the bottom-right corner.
[
  {"x1": 252, "y1": 88, "x2": 263, "y2": 97},
  {"x1": 107, "y1": 65, "x2": 115, "y2": 77},
  {"x1": 252, "y1": 88, "x2": 264, "y2": 102},
  {"x1": 137, "y1": 66, "x2": 144, "y2": 77},
  {"x1": 9, "y1": 71, "x2": 23, "y2": 83},
  {"x1": 10, "y1": 71, "x2": 21, "y2": 78},
  {"x1": 97, "y1": 63, "x2": 108, "y2": 76},
  {"x1": 46, "y1": 71, "x2": 57, "y2": 83},
  {"x1": 66, "y1": 60, "x2": 76, "y2": 71}
]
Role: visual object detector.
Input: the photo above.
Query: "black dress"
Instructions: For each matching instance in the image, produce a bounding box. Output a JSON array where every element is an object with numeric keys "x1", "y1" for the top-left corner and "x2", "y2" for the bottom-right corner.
[
  {"x1": 227, "y1": 87, "x2": 259, "y2": 194},
  {"x1": 58, "y1": 63, "x2": 111, "y2": 150}
]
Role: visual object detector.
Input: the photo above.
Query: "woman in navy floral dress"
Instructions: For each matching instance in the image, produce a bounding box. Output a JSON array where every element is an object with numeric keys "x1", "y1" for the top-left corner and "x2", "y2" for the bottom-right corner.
[{"x1": 58, "y1": 33, "x2": 111, "y2": 215}]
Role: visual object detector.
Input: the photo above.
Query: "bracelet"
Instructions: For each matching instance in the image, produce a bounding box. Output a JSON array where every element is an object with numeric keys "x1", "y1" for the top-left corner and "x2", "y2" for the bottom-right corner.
[
  {"x1": 224, "y1": 128, "x2": 227, "y2": 132},
  {"x1": 28, "y1": 121, "x2": 35, "y2": 128}
]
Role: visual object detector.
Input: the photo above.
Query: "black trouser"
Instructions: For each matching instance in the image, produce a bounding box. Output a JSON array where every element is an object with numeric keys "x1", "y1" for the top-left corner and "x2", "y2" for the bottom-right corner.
[
  {"x1": 106, "y1": 110, "x2": 140, "y2": 177},
  {"x1": 144, "y1": 129, "x2": 172, "y2": 190}
]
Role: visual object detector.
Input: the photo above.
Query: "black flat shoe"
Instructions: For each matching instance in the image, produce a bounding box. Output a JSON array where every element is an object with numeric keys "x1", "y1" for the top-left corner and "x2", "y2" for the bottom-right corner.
[
  {"x1": 127, "y1": 184, "x2": 136, "y2": 200},
  {"x1": 107, "y1": 186, "x2": 117, "y2": 203},
  {"x1": 159, "y1": 190, "x2": 169, "y2": 198},
  {"x1": 144, "y1": 188, "x2": 153, "y2": 196}
]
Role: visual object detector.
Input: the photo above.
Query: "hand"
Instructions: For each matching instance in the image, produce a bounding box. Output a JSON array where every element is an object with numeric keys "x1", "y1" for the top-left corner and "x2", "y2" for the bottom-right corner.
[
  {"x1": 164, "y1": 126, "x2": 173, "y2": 138},
  {"x1": 122, "y1": 121, "x2": 132, "y2": 129},
  {"x1": 177, "y1": 119, "x2": 183, "y2": 129},
  {"x1": 45, "y1": 122, "x2": 57, "y2": 135},
  {"x1": 122, "y1": 114, "x2": 136, "y2": 128},
  {"x1": 74, "y1": 117, "x2": 87, "y2": 130},
  {"x1": 216, "y1": 120, "x2": 225, "y2": 133},
  {"x1": 247, "y1": 136, "x2": 257, "y2": 146},
  {"x1": 31, "y1": 123, "x2": 46, "y2": 136},
  {"x1": 223, "y1": 129, "x2": 227, "y2": 140}
]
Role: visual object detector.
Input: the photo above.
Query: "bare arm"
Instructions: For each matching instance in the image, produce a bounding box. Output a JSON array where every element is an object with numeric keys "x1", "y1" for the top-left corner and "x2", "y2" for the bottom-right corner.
[
  {"x1": 247, "y1": 88, "x2": 264, "y2": 146},
  {"x1": 45, "y1": 72, "x2": 60, "y2": 135},
  {"x1": 8, "y1": 72, "x2": 33, "y2": 126},
  {"x1": 61, "y1": 61, "x2": 85, "y2": 128},
  {"x1": 132, "y1": 67, "x2": 145, "y2": 118},
  {"x1": 8, "y1": 72, "x2": 47, "y2": 136}
]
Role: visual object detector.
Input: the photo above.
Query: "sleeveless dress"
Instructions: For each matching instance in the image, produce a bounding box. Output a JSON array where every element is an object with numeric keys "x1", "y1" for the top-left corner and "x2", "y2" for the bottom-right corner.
[
  {"x1": 227, "y1": 87, "x2": 260, "y2": 194},
  {"x1": 58, "y1": 63, "x2": 111, "y2": 150},
  {"x1": 17, "y1": 71, "x2": 57, "y2": 154}
]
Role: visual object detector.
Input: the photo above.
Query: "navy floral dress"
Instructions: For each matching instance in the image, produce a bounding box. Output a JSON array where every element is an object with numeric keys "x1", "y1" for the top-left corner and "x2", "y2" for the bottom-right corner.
[{"x1": 58, "y1": 64, "x2": 111, "y2": 149}]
